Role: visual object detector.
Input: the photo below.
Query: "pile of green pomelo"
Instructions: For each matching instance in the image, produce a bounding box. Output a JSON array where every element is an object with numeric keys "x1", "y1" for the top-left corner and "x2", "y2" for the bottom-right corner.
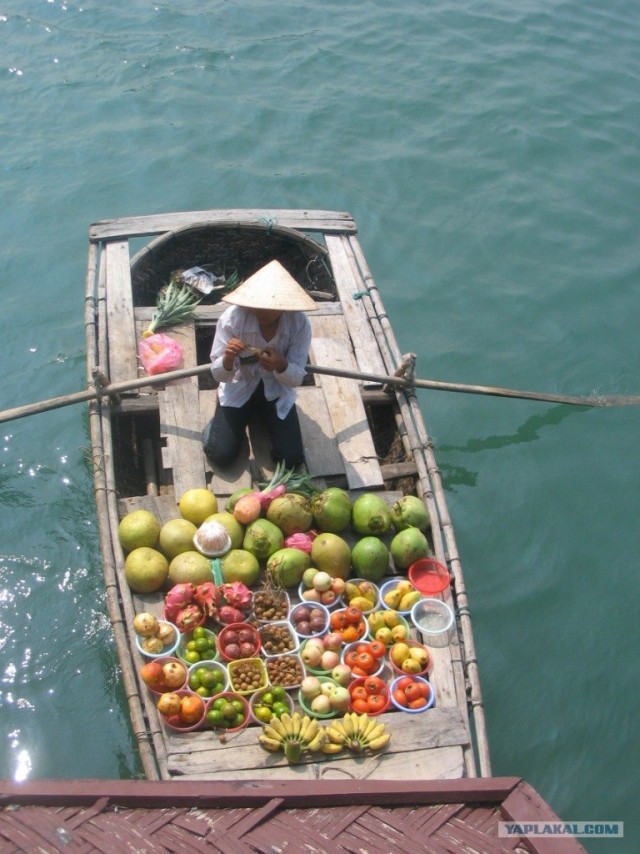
[{"x1": 118, "y1": 486, "x2": 431, "y2": 595}]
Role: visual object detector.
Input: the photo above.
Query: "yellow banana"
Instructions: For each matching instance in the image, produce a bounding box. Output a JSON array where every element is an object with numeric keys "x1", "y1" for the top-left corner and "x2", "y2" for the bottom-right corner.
[
  {"x1": 363, "y1": 722, "x2": 386, "y2": 744},
  {"x1": 327, "y1": 725, "x2": 347, "y2": 745},
  {"x1": 298, "y1": 715, "x2": 310, "y2": 742},
  {"x1": 267, "y1": 716, "x2": 287, "y2": 738},
  {"x1": 362, "y1": 717, "x2": 379, "y2": 740},
  {"x1": 306, "y1": 729, "x2": 326, "y2": 752},
  {"x1": 258, "y1": 734, "x2": 283, "y2": 752},
  {"x1": 367, "y1": 732, "x2": 391, "y2": 752},
  {"x1": 280, "y1": 712, "x2": 295, "y2": 738},
  {"x1": 322, "y1": 741, "x2": 344, "y2": 754},
  {"x1": 291, "y1": 712, "x2": 302, "y2": 738},
  {"x1": 349, "y1": 713, "x2": 360, "y2": 735},
  {"x1": 356, "y1": 713, "x2": 370, "y2": 737},
  {"x1": 341, "y1": 713, "x2": 354, "y2": 738},
  {"x1": 303, "y1": 717, "x2": 318, "y2": 744}
]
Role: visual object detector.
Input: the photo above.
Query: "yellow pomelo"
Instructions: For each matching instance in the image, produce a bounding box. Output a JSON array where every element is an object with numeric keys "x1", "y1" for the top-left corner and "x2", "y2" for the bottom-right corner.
[
  {"x1": 159, "y1": 518, "x2": 198, "y2": 560},
  {"x1": 124, "y1": 547, "x2": 169, "y2": 593},
  {"x1": 168, "y1": 550, "x2": 213, "y2": 585},
  {"x1": 118, "y1": 510, "x2": 161, "y2": 553},
  {"x1": 178, "y1": 489, "x2": 218, "y2": 526}
]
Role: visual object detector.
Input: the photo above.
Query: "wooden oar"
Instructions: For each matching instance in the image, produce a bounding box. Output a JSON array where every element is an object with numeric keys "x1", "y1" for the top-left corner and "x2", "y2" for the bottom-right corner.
[{"x1": 1, "y1": 361, "x2": 638, "y2": 425}]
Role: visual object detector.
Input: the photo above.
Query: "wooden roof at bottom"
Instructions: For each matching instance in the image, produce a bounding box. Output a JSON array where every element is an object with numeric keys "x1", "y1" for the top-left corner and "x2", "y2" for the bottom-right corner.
[{"x1": 0, "y1": 777, "x2": 586, "y2": 854}]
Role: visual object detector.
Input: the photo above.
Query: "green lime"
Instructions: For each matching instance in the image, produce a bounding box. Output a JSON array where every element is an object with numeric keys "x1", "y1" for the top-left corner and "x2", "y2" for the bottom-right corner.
[
  {"x1": 184, "y1": 650, "x2": 201, "y2": 665},
  {"x1": 200, "y1": 670, "x2": 220, "y2": 689},
  {"x1": 232, "y1": 713, "x2": 245, "y2": 728},
  {"x1": 193, "y1": 626, "x2": 208, "y2": 640},
  {"x1": 200, "y1": 650, "x2": 216, "y2": 661},
  {"x1": 271, "y1": 686, "x2": 286, "y2": 702},
  {"x1": 206, "y1": 708, "x2": 223, "y2": 726},
  {"x1": 272, "y1": 701, "x2": 290, "y2": 718},
  {"x1": 231, "y1": 699, "x2": 245, "y2": 714},
  {"x1": 221, "y1": 701, "x2": 236, "y2": 719},
  {"x1": 187, "y1": 640, "x2": 198, "y2": 651},
  {"x1": 188, "y1": 673, "x2": 201, "y2": 690},
  {"x1": 260, "y1": 691, "x2": 274, "y2": 707},
  {"x1": 196, "y1": 686, "x2": 210, "y2": 698},
  {"x1": 194, "y1": 637, "x2": 210, "y2": 652},
  {"x1": 212, "y1": 697, "x2": 227, "y2": 711}
]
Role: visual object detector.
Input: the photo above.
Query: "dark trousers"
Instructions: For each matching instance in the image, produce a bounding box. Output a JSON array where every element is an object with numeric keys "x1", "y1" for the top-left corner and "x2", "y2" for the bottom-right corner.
[{"x1": 202, "y1": 381, "x2": 305, "y2": 469}]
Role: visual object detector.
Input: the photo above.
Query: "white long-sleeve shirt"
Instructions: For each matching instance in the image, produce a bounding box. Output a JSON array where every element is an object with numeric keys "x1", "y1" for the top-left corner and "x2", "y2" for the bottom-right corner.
[{"x1": 210, "y1": 305, "x2": 311, "y2": 419}]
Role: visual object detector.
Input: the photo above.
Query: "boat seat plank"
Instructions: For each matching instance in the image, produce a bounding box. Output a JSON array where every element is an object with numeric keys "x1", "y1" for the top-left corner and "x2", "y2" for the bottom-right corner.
[
  {"x1": 296, "y1": 386, "x2": 345, "y2": 477},
  {"x1": 91, "y1": 209, "x2": 356, "y2": 241},
  {"x1": 324, "y1": 234, "x2": 387, "y2": 375},
  {"x1": 310, "y1": 337, "x2": 383, "y2": 490},
  {"x1": 105, "y1": 240, "x2": 137, "y2": 383},
  {"x1": 159, "y1": 378, "x2": 207, "y2": 495}
]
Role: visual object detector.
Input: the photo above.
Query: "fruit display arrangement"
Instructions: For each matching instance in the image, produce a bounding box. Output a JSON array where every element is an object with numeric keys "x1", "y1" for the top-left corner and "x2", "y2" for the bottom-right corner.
[{"x1": 124, "y1": 482, "x2": 439, "y2": 758}]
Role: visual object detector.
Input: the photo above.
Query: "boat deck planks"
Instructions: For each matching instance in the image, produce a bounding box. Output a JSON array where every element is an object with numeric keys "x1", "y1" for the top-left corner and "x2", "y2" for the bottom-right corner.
[
  {"x1": 88, "y1": 209, "x2": 490, "y2": 785},
  {"x1": 310, "y1": 335, "x2": 384, "y2": 489}
]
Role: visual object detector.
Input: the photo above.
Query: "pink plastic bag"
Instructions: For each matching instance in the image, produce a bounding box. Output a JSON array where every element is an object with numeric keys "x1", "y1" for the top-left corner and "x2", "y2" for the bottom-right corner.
[{"x1": 138, "y1": 333, "x2": 184, "y2": 375}]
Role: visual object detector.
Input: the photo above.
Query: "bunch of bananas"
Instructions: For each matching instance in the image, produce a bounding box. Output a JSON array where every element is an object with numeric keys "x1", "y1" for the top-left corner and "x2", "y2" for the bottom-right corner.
[
  {"x1": 258, "y1": 711, "x2": 326, "y2": 764},
  {"x1": 322, "y1": 712, "x2": 391, "y2": 755}
]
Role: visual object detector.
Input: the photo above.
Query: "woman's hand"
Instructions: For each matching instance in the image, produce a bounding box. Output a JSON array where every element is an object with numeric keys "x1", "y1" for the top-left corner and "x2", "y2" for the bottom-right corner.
[
  {"x1": 258, "y1": 346, "x2": 288, "y2": 374},
  {"x1": 222, "y1": 337, "x2": 246, "y2": 371}
]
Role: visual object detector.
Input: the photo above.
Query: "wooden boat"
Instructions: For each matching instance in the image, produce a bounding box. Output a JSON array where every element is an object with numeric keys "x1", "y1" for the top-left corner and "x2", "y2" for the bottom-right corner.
[{"x1": 86, "y1": 207, "x2": 490, "y2": 783}]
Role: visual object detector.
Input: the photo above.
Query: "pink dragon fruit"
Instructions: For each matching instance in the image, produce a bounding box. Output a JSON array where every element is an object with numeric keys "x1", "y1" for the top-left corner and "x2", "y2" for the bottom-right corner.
[
  {"x1": 164, "y1": 583, "x2": 196, "y2": 622},
  {"x1": 284, "y1": 530, "x2": 317, "y2": 554},
  {"x1": 193, "y1": 582, "x2": 220, "y2": 618},
  {"x1": 220, "y1": 582, "x2": 253, "y2": 612},
  {"x1": 174, "y1": 604, "x2": 205, "y2": 632}
]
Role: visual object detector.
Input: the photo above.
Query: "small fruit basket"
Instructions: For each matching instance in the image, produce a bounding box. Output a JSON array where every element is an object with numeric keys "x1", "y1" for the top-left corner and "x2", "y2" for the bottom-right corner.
[
  {"x1": 156, "y1": 689, "x2": 207, "y2": 732},
  {"x1": 227, "y1": 657, "x2": 269, "y2": 696},
  {"x1": 328, "y1": 607, "x2": 369, "y2": 645},
  {"x1": 217, "y1": 622, "x2": 261, "y2": 661},
  {"x1": 390, "y1": 675, "x2": 436, "y2": 713},
  {"x1": 290, "y1": 602, "x2": 330, "y2": 639},
  {"x1": 379, "y1": 577, "x2": 422, "y2": 615},
  {"x1": 298, "y1": 569, "x2": 345, "y2": 609},
  {"x1": 259, "y1": 620, "x2": 299, "y2": 657},
  {"x1": 297, "y1": 675, "x2": 346, "y2": 719},
  {"x1": 249, "y1": 684, "x2": 294, "y2": 725},
  {"x1": 176, "y1": 626, "x2": 218, "y2": 666},
  {"x1": 204, "y1": 691, "x2": 251, "y2": 732},
  {"x1": 134, "y1": 618, "x2": 180, "y2": 659},
  {"x1": 264, "y1": 653, "x2": 305, "y2": 691},
  {"x1": 299, "y1": 637, "x2": 342, "y2": 677},
  {"x1": 389, "y1": 639, "x2": 432, "y2": 677},
  {"x1": 252, "y1": 587, "x2": 290, "y2": 622},
  {"x1": 341, "y1": 640, "x2": 386, "y2": 678},
  {"x1": 343, "y1": 578, "x2": 380, "y2": 614},
  {"x1": 348, "y1": 675, "x2": 390, "y2": 716},
  {"x1": 366, "y1": 609, "x2": 411, "y2": 647},
  {"x1": 140, "y1": 656, "x2": 189, "y2": 695},
  {"x1": 187, "y1": 660, "x2": 229, "y2": 698}
]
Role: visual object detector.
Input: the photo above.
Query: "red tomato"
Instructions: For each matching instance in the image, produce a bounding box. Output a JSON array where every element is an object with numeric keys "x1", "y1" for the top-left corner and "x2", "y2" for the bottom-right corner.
[
  {"x1": 392, "y1": 687, "x2": 407, "y2": 707},
  {"x1": 350, "y1": 685, "x2": 368, "y2": 702},
  {"x1": 345, "y1": 606, "x2": 362, "y2": 625},
  {"x1": 351, "y1": 666, "x2": 369, "y2": 678},
  {"x1": 355, "y1": 643, "x2": 370, "y2": 655},
  {"x1": 330, "y1": 611, "x2": 348, "y2": 630},
  {"x1": 344, "y1": 649, "x2": 360, "y2": 669},
  {"x1": 404, "y1": 682, "x2": 425, "y2": 702},
  {"x1": 408, "y1": 697, "x2": 427, "y2": 710},
  {"x1": 368, "y1": 694, "x2": 388, "y2": 714},
  {"x1": 351, "y1": 698, "x2": 369, "y2": 714},
  {"x1": 394, "y1": 676, "x2": 414, "y2": 692},
  {"x1": 356, "y1": 651, "x2": 375, "y2": 672},
  {"x1": 368, "y1": 640, "x2": 386, "y2": 659},
  {"x1": 364, "y1": 676, "x2": 386, "y2": 695}
]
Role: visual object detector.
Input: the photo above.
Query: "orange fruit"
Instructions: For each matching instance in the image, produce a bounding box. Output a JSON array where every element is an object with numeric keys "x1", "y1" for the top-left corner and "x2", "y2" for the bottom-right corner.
[{"x1": 179, "y1": 694, "x2": 205, "y2": 724}]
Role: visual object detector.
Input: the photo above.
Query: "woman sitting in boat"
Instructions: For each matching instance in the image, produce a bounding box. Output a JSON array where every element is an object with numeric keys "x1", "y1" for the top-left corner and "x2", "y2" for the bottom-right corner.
[{"x1": 202, "y1": 259, "x2": 317, "y2": 469}]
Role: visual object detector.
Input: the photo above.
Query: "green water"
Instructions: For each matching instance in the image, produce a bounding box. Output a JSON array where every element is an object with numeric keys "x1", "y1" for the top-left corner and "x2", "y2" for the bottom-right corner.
[{"x1": 2, "y1": 2, "x2": 639, "y2": 850}]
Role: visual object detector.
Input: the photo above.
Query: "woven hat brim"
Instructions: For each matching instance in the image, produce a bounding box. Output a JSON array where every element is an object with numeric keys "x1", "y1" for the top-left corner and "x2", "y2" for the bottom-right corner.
[{"x1": 222, "y1": 260, "x2": 318, "y2": 311}]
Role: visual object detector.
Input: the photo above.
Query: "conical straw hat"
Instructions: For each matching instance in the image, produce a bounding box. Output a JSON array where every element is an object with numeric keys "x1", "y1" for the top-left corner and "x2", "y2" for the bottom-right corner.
[{"x1": 222, "y1": 260, "x2": 318, "y2": 311}]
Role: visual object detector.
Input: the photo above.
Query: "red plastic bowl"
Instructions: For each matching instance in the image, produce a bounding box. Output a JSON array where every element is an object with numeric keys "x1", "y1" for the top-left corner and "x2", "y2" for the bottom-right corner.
[
  {"x1": 408, "y1": 558, "x2": 450, "y2": 596},
  {"x1": 216, "y1": 622, "x2": 261, "y2": 662},
  {"x1": 348, "y1": 676, "x2": 390, "y2": 716}
]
